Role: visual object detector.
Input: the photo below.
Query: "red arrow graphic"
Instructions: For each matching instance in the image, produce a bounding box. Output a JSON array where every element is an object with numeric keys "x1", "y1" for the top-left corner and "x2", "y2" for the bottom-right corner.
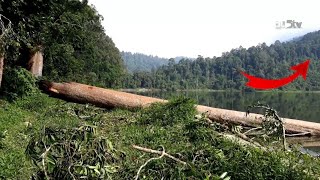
[{"x1": 241, "y1": 59, "x2": 310, "y2": 90}]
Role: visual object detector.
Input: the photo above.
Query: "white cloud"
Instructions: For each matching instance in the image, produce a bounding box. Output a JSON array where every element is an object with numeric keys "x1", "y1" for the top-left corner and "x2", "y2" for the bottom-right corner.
[{"x1": 89, "y1": 0, "x2": 320, "y2": 58}]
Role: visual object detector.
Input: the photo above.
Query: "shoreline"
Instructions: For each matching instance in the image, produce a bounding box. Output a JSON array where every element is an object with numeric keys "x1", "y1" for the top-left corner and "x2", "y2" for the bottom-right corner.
[{"x1": 119, "y1": 88, "x2": 320, "y2": 93}]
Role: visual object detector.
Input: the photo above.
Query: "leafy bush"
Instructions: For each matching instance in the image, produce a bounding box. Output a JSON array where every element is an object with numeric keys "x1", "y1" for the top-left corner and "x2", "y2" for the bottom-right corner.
[
  {"x1": 26, "y1": 125, "x2": 120, "y2": 179},
  {"x1": 139, "y1": 97, "x2": 197, "y2": 126},
  {"x1": 1, "y1": 95, "x2": 320, "y2": 179},
  {"x1": 112, "y1": 98, "x2": 320, "y2": 179},
  {"x1": 0, "y1": 130, "x2": 6, "y2": 149},
  {"x1": 1, "y1": 67, "x2": 38, "y2": 100},
  {"x1": 1, "y1": 0, "x2": 125, "y2": 87}
]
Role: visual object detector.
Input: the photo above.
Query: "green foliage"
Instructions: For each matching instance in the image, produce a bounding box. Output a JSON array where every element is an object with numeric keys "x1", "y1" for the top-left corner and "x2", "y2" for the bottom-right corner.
[
  {"x1": 0, "y1": 0, "x2": 125, "y2": 87},
  {"x1": 1, "y1": 67, "x2": 38, "y2": 100},
  {"x1": 109, "y1": 98, "x2": 320, "y2": 179},
  {"x1": 1, "y1": 95, "x2": 320, "y2": 179},
  {"x1": 0, "y1": 130, "x2": 6, "y2": 149},
  {"x1": 139, "y1": 97, "x2": 197, "y2": 126},
  {"x1": 0, "y1": 14, "x2": 15, "y2": 55},
  {"x1": 123, "y1": 31, "x2": 320, "y2": 91},
  {"x1": 121, "y1": 51, "x2": 169, "y2": 73},
  {"x1": 247, "y1": 102, "x2": 284, "y2": 136},
  {"x1": 0, "y1": 94, "x2": 96, "y2": 179},
  {"x1": 26, "y1": 125, "x2": 120, "y2": 179},
  {"x1": 136, "y1": 90, "x2": 320, "y2": 123}
]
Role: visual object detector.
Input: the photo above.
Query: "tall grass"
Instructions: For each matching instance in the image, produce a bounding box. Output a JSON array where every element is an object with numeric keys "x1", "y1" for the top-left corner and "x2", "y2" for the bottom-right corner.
[{"x1": 0, "y1": 95, "x2": 319, "y2": 179}]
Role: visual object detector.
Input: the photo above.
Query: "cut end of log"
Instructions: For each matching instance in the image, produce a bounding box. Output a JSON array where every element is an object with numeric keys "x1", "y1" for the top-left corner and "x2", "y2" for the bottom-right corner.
[
  {"x1": 39, "y1": 80, "x2": 60, "y2": 95},
  {"x1": 39, "y1": 80, "x2": 53, "y2": 90},
  {"x1": 49, "y1": 87, "x2": 59, "y2": 94}
]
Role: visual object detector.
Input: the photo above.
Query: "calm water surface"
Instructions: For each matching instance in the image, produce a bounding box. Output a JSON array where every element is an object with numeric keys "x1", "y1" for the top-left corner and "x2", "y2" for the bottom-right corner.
[
  {"x1": 136, "y1": 91, "x2": 320, "y2": 123},
  {"x1": 136, "y1": 90, "x2": 320, "y2": 154}
]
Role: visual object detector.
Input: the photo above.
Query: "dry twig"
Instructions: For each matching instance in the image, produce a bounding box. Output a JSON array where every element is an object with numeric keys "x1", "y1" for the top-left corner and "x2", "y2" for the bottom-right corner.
[
  {"x1": 285, "y1": 132, "x2": 311, "y2": 137},
  {"x1": 40, "y1": 145, "x2": 52, "y2": 180},
  {"x1": 244, "y1": 127, "x2": 263, "y2": 135},
  {"x1": 132, "y1": 145, "x2": 187, "y2": 180},
  {"x1": 132, "y1": 145, "x2": 187, "y2": 165},
  {"x1": 134, "y1": 146, "x2": 165, "y2": 180}
]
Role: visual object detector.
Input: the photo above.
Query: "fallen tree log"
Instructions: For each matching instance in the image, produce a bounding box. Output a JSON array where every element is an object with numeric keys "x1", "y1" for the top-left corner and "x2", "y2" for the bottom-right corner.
[
  {"x1": 40, "y1": 81, "x2": 320, "y2": 136},
  {"x1": 286, "y1": 136, "x2": 320, "y2": 147},
  {"x1": 40, "y1": 81, "x2": 166, "y2": 108}
]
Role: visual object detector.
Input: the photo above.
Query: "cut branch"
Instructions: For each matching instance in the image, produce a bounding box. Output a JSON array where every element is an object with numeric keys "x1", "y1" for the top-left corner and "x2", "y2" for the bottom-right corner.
[
  {"x1": 132, "y1": 145, "x2": 187, "y2": 165},
  {"x1": 285, "y1": 132, "x2": 311, "y2": 137},
  {"x1": 134, "y1": 146, "x2": 166, "y2": 180},
  {"x1": 243, "y1": 127, "x2": 262, "y2": 135},
  {"x1": 235, "y1": 132, "x2": 263, "y2": 147}
]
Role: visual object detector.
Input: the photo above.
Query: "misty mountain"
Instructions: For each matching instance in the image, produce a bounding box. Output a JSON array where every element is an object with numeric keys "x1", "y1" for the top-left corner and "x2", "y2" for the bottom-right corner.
[
  {"x1": 121, "y1": 52, "x2": 193, "y2": 73},
  {"x1": 121, "y1": 52, "x2": 169, "y2": 73}
]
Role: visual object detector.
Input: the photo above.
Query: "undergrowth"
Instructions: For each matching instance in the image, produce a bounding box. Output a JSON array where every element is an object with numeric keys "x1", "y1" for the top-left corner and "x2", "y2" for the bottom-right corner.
[
  {"x1": 0, "y1": 94, "x2": 319, "y2": 179},
  {"x1": 26, "y1": 125, "x2": 121, "y2": 179},
  {"x1": 0, "y1": 67, "x2": 39, "y2": 101}
]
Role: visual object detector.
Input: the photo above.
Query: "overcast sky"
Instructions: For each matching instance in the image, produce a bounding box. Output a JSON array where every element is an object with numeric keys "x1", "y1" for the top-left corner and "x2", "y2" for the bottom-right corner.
[{"x1": 89, "y1": 0, "x2": 320, "y2": 58}]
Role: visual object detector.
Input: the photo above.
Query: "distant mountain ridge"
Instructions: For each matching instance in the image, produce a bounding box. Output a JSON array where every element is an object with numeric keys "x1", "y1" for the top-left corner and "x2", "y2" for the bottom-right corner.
[
  {"x1": 121, "y1": 52, "x2": 193, "y2": 73},
  {"x1": 122, "y1": 30, "x2": 320, "y2": 91},
  {"x1": 121, "y1": 52, "x2": 169, "y2": 73}
]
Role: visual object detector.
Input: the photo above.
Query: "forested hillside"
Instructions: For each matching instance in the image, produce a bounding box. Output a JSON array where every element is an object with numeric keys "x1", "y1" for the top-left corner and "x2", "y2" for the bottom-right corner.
[
  {"x1": 0, "y1": 0, "x2": 125, "y2": 88},
  {"x1": 123, "y1": 31, "x2": 320, "y2": 91},
  {"x1": 121, "y1": 51, "x2": 168, "y2": 72}
]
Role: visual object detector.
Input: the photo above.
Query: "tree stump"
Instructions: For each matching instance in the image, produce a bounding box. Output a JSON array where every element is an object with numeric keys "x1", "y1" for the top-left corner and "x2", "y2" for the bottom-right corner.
[{"x1": 28, "y1": 50, "x2": 43, "y2": 77}]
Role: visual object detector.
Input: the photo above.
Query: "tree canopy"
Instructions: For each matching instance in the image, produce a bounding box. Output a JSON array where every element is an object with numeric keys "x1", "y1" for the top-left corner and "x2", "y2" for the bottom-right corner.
[
  {"x1": 123, "y1": 31, "x2": 320, "y2": 91},
  {"x1": 121, "y1": 51, "x2": 169, "y2": 73},
  {"x1": 0, "y1": 0, "x2": 125, "y2": 87}
]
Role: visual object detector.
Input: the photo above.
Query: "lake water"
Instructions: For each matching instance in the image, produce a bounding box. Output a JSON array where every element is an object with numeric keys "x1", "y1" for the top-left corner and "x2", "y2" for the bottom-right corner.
[
  {"x1": 135, "y1": 90, "x2": 320, "y2": 155},
  {"x1": 136, "y1": 91, "x2": 320, "y2": 123}
]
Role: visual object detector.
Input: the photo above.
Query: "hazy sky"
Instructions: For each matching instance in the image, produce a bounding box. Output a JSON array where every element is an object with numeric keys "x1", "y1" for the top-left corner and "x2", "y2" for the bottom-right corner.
[{"x1": 89, "y1": 0, "x2": 320, "y2": 58}]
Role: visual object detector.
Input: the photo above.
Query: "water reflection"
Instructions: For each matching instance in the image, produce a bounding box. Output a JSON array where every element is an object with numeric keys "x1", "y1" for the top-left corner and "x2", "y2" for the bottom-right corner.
[{"x1": 136, "y1": 91, "x2": 320, "y2": 123}]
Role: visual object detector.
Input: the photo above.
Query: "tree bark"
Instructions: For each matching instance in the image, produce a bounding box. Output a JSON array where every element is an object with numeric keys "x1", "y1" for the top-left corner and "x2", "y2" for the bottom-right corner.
[
  {"x1": 28, "y1": 50, "x2": 43, "y2": 77},
  {"x1": 0, "y1": 55, "x2": 3, "y2": 88},
  {"x1": 40, "y1": 81, "x2": 320, "y2": 136},
  {"x1": 40, "y1": 81, "x2": 166, "y2": 109},
  {"x1": 286, "y1": 136, "x2": 320, "y2": 147}
]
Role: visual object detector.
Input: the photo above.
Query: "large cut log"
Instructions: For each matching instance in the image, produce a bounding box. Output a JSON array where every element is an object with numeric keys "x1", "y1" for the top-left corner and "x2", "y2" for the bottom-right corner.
[
  {"x1": 40, "y1": 81, "x2": 320, "y2": 136},
  {"x1": 40, "y1": 81, "x2": 166, "y2": 109},
  {"x1": 0, "y1": 55, "x2": 3, "y2": 87},
  {"x1": 196, "y1": 105, "x2": 320, "y2": 135},
  {"x1": 286, "y1": 136, "x2": 320, "y2": 147}
]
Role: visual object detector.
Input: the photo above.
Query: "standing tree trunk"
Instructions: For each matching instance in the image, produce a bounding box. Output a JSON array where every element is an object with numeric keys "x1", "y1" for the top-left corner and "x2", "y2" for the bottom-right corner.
[
  {"x1": 0, "y1": 55, "x2": 4, "y2": 88},
  {"x1": 28, "y1": 47, "x2": 43, "y2": 77},
  {"x1": 0, "y1": 14, "x2": 12, "y2": 87}
]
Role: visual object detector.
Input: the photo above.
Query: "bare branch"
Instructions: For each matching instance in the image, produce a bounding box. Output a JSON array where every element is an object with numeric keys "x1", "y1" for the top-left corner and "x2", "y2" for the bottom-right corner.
[
  {"x1": 243, "y1": 127, "x2": 262, "y2": 135},
  {"x1": 40, "y1": 145, "x2": 53, "y2": 180},
  {"x1": 132, "y1": 145, "x2": 187, "y2": 165},
  {"x1": 134, "y1": 146, "x2": 165, "y2": 180},
  {"x1": 0, "y1": 14, "x2": 12, "y2": 40},
  {"x1": 286, "y1": 132, "x2": 311, "y2": 137}
]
